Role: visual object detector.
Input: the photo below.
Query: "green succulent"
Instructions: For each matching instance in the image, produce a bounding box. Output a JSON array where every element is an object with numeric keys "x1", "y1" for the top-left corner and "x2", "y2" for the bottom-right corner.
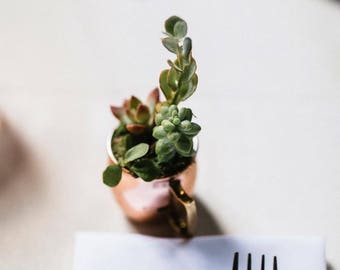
[
  {"x1": 103, "y1": 16, "x2": 200, "y2": 187},
  {"x1": 153, "y1": 104, "x2": 200, "y2": 163},
  {"x1": 110, "y1": 88, "x2": 159, "y2": 135},
  {"x1": 159, "y1": 16, "x2": 198, "y2": 105}
]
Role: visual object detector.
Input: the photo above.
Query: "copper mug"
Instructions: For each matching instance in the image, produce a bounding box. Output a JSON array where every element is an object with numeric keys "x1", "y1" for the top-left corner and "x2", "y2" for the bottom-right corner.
[{"x1": 107, "y1": 134, "x2": 198, "y2": 236}]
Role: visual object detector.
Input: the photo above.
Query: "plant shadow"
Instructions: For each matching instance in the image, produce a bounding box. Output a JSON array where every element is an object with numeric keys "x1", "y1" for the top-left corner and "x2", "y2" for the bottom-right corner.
[
  {"x1": 326, "y1": 0, "x2": 340, "y2": 6},
  {"x1": 195, "y1": 196, "x2": 225, "y2": 236},
  {"x1": 327, "y1": 262, "x2": 335, "y2": 270},
  {"x1": 129, "y1": 195, "x2": 225, "y2": 238},
  {"x1": 0, "y1": 114, "x2": 43, "y2": 220}
]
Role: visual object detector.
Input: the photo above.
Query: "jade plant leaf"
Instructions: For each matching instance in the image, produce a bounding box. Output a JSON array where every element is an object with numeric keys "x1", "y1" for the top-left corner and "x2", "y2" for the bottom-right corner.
[
  {"x1": 162, "y1": 38, "x2": 178, "y2": 53},
  {"x1": 173, "y1": 20, "x2": 187, "y2": 38},
  {"x1": 164, "y1": 16, "x2": 188, "y2": 39},
  {"x1": 180, "y1": 59, "x2": 197, "y2": 83},
  {"x1": 124, "y1": 143, "x2": 149, "y2": 163},
  {"x1": 167, "y1": 68, "x2": 179, "y2": 89},
  {"x1": 179, "y1": 73, "x2": 198, "y2": 101},
  {"x1": 182, "y1": 37, "x2": 192, "y2": 58},
  {"x1": 159, "y1": 69, "x2": 174, "y2": 100},
  {"x1": 103, "y1": 164, "x2": 122, "y2": 187},
  {"x1": 159, "y1": 16, "x2": 198, "y2": 105}
]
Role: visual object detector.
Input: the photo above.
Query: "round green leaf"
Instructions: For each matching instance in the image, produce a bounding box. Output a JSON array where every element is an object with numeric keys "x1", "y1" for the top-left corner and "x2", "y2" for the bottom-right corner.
[
  {"x1": 124, "y1": 143, "x2": 149, "y2": 163},
  {"x1": 162, "y1": 37, "x2": 178, "y2": 53},
  {"x1": 103, "y1": 165, "x2": 122, "y2": 187},
  {"x1": 173, "y1": 20, "x2": 187, "y2": 38},
  {"x1": 165, "y1": 16, "x2": 185, "y2": 36}
]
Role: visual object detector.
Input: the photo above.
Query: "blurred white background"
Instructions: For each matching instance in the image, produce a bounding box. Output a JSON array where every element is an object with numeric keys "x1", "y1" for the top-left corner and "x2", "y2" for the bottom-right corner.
[{"x1": 1, "y1": 0, "x2": 340, "y2": 269}]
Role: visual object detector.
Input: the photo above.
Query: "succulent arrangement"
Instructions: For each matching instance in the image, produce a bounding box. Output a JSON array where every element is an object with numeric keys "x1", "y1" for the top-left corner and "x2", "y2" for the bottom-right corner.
[{"x1": 103, "y1": 16, "x2": 201, "y2": 187}]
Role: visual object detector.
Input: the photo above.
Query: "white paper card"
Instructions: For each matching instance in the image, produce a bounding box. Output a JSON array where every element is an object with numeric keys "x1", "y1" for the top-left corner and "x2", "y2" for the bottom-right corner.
[{"x1": 73, "y1": 233, "x2": 325, "y2": 270}]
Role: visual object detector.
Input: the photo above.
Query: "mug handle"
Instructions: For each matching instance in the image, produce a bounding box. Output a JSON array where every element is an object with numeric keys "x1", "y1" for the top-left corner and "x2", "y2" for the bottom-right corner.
[{"x1": 166, "y1": 178, "x2": 197, "y2": 237}]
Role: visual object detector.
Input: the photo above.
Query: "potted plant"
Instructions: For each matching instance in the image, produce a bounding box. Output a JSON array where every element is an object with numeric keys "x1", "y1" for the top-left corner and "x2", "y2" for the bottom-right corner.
[{"x1": 103, "y1": 16, "x2": 200, "y2": 235}]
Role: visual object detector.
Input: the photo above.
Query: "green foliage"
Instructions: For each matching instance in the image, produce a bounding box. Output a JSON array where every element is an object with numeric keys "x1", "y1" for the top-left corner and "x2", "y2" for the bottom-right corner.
[
  {"x1": 111, "y1": 128, "x2": 134, "y2": 164},
  {"x1": 130, "y1": 159, "x2": 161, "y2": 181},
  {"x1": 152, "y1": 104, "x2": 200, "y2": 162},
  {"x1": 103, "y1": 16, "x2": 201, "y2": 186},
  {"x1": 159, "y1": 16, "x2": 198, "y2": 105},
  {"x1": 182, "y1": 37, "x2": 192, "y2": 58},
  {"x1": 165, "y1": 16, "x2": 187, "y2": 38},
  {"x1": 162, "y1": 38, "x2": 178, "y2": 53},
  {"x1": 103, "y1": 164, "x2": 122, "y2": 187},
  {"x1": 124, "y1": 143, "x2": 149, "y2": 163}
]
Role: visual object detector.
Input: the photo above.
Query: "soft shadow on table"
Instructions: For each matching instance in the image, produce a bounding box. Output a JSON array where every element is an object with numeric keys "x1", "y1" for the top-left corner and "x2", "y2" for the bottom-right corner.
[
  {"x1": 327, "y1": 0, "x2": 340, "y2": 5},
  {"x1": 0, "y1": 114, "x2": 44, "y2": 220},
  {"x1": 195, "y1": 196, "x2": 225, "y2": 236},
  {"x1": 327, "y1": 262, "x2": 335, "y2": 270},
  {"x1": 129, "y1": 195, "x2": 225, "y2": 237}
]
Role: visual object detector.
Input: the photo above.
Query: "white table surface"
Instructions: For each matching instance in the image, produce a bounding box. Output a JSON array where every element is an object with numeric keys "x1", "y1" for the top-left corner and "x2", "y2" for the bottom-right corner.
[{"x1": 0, "y1": 0, "x2": 339, "y2": 269}]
